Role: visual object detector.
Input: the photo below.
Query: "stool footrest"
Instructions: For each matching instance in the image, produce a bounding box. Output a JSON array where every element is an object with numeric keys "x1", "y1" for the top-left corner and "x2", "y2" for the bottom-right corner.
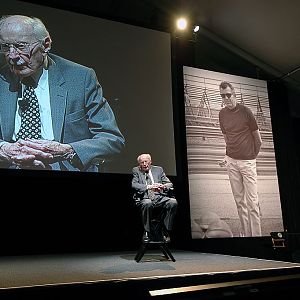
[{"x1": 135, "y1": 241, "x2": 176, "y2": 262}]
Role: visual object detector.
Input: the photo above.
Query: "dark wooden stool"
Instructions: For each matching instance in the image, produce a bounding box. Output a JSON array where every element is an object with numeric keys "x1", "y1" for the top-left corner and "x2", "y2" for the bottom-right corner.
[{"x1": 135, "y1": 212, "x2": 176, "y2": 262}]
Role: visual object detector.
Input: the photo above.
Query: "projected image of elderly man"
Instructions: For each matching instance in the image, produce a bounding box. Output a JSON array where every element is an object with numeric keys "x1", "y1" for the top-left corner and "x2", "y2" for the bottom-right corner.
[
  {"x1": 0, "y1": 15, "x2": 125, "y2": 171},
  {"x1": 218, "y1": 81, "x2": 262, "y2": 237}
]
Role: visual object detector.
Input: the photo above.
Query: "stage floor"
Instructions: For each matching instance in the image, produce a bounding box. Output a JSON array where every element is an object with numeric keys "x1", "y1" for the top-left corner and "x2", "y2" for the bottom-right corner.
[
  {"x1": 1, "y1": 250, "x2": 300, "y2": 287},
  {"x1": 1, "y1": 250, "x2": 300, "y2": 298}
]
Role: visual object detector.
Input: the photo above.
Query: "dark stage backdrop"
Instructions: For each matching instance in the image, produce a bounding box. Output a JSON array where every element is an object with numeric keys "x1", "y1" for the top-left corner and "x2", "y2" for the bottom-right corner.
[{"x1": 0, "y1": 0, "x2": 176, "y2": 175}]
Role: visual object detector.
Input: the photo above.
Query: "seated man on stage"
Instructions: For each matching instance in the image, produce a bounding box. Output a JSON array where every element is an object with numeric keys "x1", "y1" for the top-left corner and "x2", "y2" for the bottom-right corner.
[{"x1": 132, "y1": 153, "x2": 178, "y2": 243}]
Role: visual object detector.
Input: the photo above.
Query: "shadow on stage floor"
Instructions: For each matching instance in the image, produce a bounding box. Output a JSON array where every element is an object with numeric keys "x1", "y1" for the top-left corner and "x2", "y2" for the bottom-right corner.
[{"x1": 1, "y1": 250, "x2": 300, "y2": 299}]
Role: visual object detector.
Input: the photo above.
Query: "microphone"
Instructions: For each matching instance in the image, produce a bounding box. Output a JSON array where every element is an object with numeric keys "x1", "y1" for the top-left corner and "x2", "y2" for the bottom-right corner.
[
  {"x1": 18, "y1": 99, "x2": 29, "y2": 110},
  {"x1": 18, "y1": 88, "x2": 29, "y2": 110}
]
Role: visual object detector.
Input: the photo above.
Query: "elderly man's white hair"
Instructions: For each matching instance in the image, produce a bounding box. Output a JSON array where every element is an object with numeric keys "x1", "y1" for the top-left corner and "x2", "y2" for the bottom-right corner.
[{"x1": 137, "y1": 153, "x2": 152, "y2": 163}]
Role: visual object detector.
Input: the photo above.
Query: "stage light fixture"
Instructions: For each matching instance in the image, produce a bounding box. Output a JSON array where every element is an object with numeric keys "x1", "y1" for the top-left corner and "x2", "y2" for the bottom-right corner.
[
  {"x1": 193, "y1": 25, "x2": 200, "y2": 33},
  {"x1": 176, "y1": 17, "x2": 188, "y2": 30},
  {"x1": 270, "y1": 231, "x2": 286, "y2": 248}
]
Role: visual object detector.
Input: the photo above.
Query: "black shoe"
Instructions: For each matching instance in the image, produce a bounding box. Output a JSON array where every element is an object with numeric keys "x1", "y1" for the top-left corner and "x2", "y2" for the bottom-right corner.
[
  {"x1": 163, "y1": 231, "x2": 171, "y2": 243},
  {"x1": 143, "y1": 231, "x2": 150, "y2": 243}
]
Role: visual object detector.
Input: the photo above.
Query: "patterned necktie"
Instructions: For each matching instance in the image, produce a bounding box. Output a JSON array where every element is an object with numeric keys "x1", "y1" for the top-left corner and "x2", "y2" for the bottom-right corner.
[
  {"x1": 146, "y1": 173, "x2": 155, "y2": 200},
  {"x1": 16, "y1": 85, "x2": 42, "y2": 140}
]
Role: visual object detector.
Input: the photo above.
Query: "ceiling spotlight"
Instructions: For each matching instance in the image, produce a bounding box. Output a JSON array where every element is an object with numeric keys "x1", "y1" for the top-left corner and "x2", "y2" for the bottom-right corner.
[
  {"x1": 193, "y1": 25, "x2": 200, "y2": 33},
  {"x1": 176, "y1": 17, "x2": 188, "y2": 30}
]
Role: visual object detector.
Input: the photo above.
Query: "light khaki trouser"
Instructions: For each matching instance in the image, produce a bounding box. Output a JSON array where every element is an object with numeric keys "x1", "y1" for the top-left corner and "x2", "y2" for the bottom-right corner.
[{"x1": 225, "y1": 155, "x2": 262, "y2": 237}]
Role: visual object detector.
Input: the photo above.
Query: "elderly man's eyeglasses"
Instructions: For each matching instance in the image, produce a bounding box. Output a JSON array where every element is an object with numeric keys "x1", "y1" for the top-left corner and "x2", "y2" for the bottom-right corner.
[
  {"x1": 0, "y1": 41, "x2": 39, "y2": 54},
  {"x1": 220, "y1": 93, "x2": 233, "y2": 99}
]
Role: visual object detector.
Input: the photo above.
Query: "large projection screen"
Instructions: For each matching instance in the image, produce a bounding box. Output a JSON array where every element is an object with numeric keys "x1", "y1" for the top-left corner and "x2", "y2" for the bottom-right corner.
[
  {"x1": 0, "y1": 1, "x2": 176, "y2": 175},
  {"x1": 184, "y1": 66, "x2": 284, "y2": 238}
]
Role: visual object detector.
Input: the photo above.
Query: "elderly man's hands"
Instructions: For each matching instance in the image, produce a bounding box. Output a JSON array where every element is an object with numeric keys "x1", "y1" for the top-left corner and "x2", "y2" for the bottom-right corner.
[
  {"x1": 19, "y1": 139, "x2": 75, "y2": 162},
  {"x1": 148, "y1": 183, "x2": 166, "y2": 192},
  {"x1": 0, "y1": 140, "x2": 53, "y2": 168},
  {"x1": 19, "y1": 139, "x2": 73, "y2": 156},
  {"x1": 0, "y1": 139, "x2": 75, "y2": 168}
]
